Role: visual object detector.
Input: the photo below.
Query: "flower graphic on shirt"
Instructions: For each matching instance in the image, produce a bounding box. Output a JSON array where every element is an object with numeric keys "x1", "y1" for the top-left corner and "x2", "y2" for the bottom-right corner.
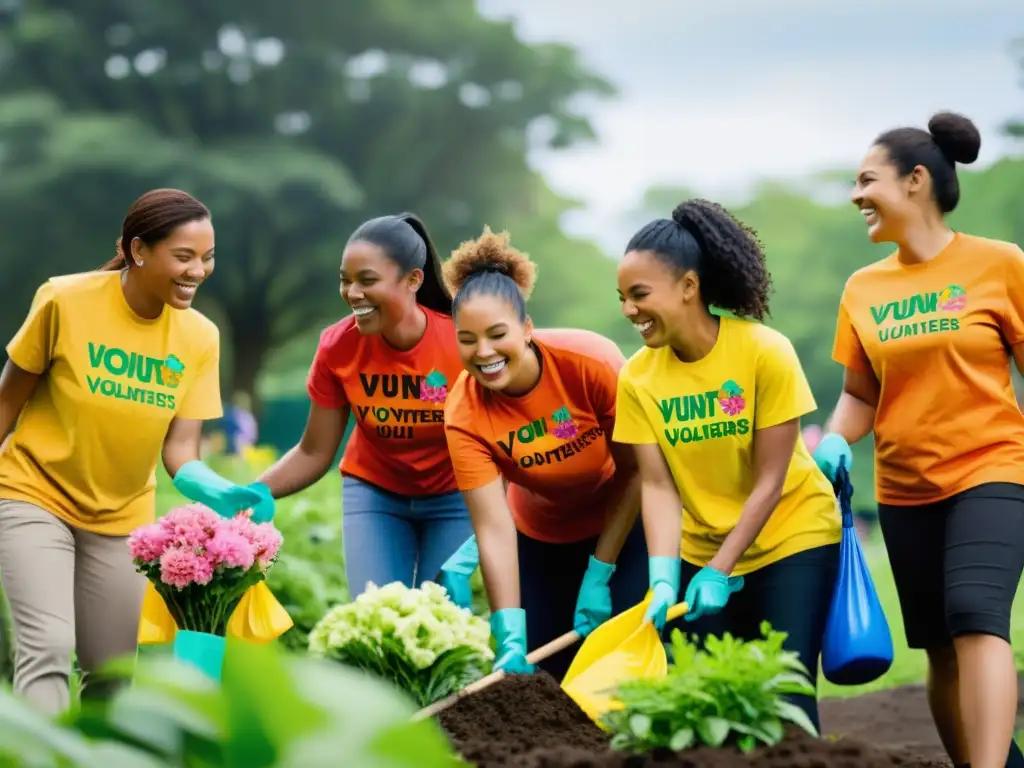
[
  {"x1": 551, "y1": 405, "x2": 579, "y2": 440},
  {"x1": 162, "y1": 354, "x2": 185, "y2": 388},
  {"x1": 938, "y1": 284, "x2": 967, "y2": 312},
  {"x1": 716, "y1": 380, "x2": 746, "y2": 417},
  {"x1": 419, "y1": 369, "x2": 448, "y2": 403}
]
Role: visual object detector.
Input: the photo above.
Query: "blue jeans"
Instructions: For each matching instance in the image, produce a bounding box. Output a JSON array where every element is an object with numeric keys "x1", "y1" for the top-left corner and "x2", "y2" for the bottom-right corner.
[{"x1": 342, "y1": 476, "x2": 473, "y2": 598}]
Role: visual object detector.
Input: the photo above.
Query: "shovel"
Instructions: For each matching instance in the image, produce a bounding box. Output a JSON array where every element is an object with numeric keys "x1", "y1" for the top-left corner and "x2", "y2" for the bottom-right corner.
[
  {"x1": 561, "y1": 594, "x2": 689, "y2": 726},
  {"x1": 411, "y1": 626, "x2": 584, "y2": 721}
]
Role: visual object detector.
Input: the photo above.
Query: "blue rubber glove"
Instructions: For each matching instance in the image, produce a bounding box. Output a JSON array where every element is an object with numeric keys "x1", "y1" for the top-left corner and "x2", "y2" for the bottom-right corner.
[
  {"x1": 490, "y1": 608, "x2": 534, "y2": 675},
  {"x1": 172, "y1": 460, "x2": 264, "y2": 519},
  {"x1": 246, "y1": 481, "x2": 276, "y2": 524},
  {"x1": 643, "y1": 556, "x2": 681, "y2": 631},
  {"x1": 437, "y1": 536, "x2": 479, "y2": 610},
  {"x1": 812, "y1": 433, "x2": 853, "y2": 483},
  {"x1": 573, "y1": 555, "x2": 616, "y2": 637},
  {"x1": 683, "y1": 566, "x2": 744, "y2": 622}
]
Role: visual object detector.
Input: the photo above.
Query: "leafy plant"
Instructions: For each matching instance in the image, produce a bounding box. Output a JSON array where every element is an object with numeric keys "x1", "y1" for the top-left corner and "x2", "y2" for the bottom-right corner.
[
  {"x1": 0, "y1": 638, "x2": 461, "y2": 767},
  {"x1": 602, "y1": 622, "x2": 818, "y2": 754},
  {"x1": 309, "y1": 581, "x2": 493, "y2": 707}
]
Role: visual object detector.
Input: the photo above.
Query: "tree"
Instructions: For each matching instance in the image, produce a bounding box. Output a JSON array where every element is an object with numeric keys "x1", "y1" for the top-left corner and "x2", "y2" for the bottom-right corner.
[{"x1": 0, "y1": 0, "x2": 616, "y2": 404}]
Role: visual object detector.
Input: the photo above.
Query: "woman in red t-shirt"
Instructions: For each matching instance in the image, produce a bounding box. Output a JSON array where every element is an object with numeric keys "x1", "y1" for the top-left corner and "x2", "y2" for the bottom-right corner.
[{"x1": 248, "y1": 213, "x2": 472, "y2": 597}]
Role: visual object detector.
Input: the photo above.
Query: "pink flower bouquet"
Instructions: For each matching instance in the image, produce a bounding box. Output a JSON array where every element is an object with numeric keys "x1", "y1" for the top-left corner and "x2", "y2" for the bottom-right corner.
[{"x1": 128, "y1": 503, "x2": 283, "y2": 637}]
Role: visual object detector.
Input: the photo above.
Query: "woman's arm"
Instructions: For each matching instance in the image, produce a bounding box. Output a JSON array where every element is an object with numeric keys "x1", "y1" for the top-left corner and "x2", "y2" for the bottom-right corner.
[
  {"x1": 463, "y1": 475, "x2": 520, "y2": 610},
  {"x1": 162, "y1": 417, "x2": 205, "y2": 475},
  {"x1": 708, "y1": 417, "x2": 799, "y2": 575},
  {"x1": 257, "y1": 402, "x2": 350, "y2": 498},
  {"x1": 825, "y1": 366, "x2": 879, "y2": 446},
  {"x1": 633, "y1": 443, "x2": 684, "y2": 557},
  {"x1": 592, "y1": 441, "x2": 642, "y2": 563},
  {"x1": 0, "y1": 361, "x2": 41, "y2": 446}
]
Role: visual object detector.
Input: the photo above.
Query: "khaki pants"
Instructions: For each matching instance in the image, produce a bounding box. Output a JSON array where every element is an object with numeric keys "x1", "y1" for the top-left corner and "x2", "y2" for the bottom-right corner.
[{"x1": 0, "y1": 499, "x2": 146, "y2": 715}]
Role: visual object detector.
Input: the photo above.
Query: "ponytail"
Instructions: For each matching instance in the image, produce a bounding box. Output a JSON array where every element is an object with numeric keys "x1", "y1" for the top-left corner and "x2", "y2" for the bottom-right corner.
[
  {"x1": 100, "y1": 239, "x2": 129, "y2": 271},
  {"x1": 399, "y1": 213, "x2": 453, "y2": 316}
]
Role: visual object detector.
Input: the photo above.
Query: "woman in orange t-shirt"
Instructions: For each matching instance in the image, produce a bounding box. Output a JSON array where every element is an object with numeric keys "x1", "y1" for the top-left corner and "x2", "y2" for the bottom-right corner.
[
  {"x1": 251, "y1": 213, "x2": 472, "y2": 598},
  {"x1": 438, "y1": 228, "x2": 647, "y2": 681},
  {"x1": 813, "y1": 112, "x2": 1024, "y2": 768}
]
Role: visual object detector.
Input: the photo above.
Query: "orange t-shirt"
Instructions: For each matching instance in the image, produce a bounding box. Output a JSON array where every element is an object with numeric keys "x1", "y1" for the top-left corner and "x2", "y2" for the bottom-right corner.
[
  {"x1": 833, "y1": 232, "x2": 1024, "y2": 505},
  {"x1": 443, "y1": 329, "x2": 627, "y2": 543},
  {"x1": 307, "y1": 306, "x2": 464, "y2": 497}
]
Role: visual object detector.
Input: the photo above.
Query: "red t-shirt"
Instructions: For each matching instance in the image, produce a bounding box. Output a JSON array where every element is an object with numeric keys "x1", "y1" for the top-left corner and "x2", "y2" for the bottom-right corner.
[
  {"x1": 443, "y1": 329, "x2": 626, "y2": 543},
  {"x1": 307, "y1": 307, "x2": 463, "y2": 496}
]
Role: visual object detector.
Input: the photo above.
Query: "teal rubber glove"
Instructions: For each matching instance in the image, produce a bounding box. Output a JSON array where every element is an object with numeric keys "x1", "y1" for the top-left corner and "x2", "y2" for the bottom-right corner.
[
  {"x1": 573, "y1": 555, "x2": 616, "y2": 637},
  {"x1": 172, "y1": 460, "x2": 264, "y2": 519},
  {"x1": 683, "y1": 566, "x2": 744, "y2": 622},
  {"x1": 246, "y1": 482, "x2": 275, "y2": 524},
  {"x1": 490, "y1": 608, "x2": 534, "y2": 675},
  {"x1": 437, "y1": 536, "x2": 479, "y2": 610},
  {"x1": 813, "y1": 433, "x2": 853, "y2": 483},
  {"x1": 643, "y1": 556, "x2": 681, "y2": 631}
]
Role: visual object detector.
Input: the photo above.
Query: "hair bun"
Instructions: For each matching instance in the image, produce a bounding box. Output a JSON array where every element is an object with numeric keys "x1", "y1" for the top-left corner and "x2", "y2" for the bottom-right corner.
[
  {"x1": 928, "y1": 111, "x2": 981, "y2": 165},
  {"x1": 443, "y1": 226, "x2": 538, "y2": 300}
]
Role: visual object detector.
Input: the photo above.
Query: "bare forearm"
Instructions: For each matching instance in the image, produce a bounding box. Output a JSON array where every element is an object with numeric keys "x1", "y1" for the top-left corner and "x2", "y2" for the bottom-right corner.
[
  {"x1": 826, "y1": 392, "x2": 876, "y2": 445},
  {"x1": 641, "y1": 483, "x2": 683, "y2": 558},
  {"x1": 475, "y1": 510, "x2": 520, "y2": 611},
  {"x1": 709, "y1": 478, "x2": 783, "y2": 575},
  {"x1": 258, "y1": 446, "x2": 334, "y2": 498},
  {"x1": 593, "y1": 472, "x2": 641, "y2": 563}
]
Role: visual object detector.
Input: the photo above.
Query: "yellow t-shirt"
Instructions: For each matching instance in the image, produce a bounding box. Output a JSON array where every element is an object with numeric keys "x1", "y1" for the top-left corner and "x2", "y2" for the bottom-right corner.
[
  {"x1": 0, "y1": 271, "x2": 223, "y2": 535},
  {"x1": 613, "y1": 316, "x2": 840, "y2": 576}
]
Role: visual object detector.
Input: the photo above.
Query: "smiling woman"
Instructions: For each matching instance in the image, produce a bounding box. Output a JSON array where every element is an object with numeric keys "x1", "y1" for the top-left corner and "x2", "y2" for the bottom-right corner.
[
  {"x1": 249, "y1": 212, "x2": 473, "y2": 603},
  {"x1": 613, "y1": 197, "x2": 841, "y2": 733},
  {"x1": 0, "y1": 188, "x2": 263, "y2": 717},
  {"x1": 813, "y1": 111, "x2": 1024, "y2": 768},
  {"x1": 435, "y1": 226, "x2": 648, "y2": 682}
]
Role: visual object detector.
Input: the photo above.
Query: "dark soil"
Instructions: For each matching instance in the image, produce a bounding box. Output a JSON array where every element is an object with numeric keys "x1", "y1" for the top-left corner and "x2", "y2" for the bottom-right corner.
[{"x1": 437, "y1": 672, "x2": 971, "y2": 767}]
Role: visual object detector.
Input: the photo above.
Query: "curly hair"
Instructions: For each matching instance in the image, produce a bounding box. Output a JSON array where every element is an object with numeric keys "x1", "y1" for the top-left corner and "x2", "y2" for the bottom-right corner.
[
  {"x1": 625, "y1": 198, "x2": 773, "y2": 321},
  {"x1": 443, "y1": 226, "x2": 537, "y2": 321}
]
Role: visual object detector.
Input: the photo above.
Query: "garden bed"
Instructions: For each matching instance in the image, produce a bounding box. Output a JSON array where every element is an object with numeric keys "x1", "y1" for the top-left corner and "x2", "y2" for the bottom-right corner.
[{"x1": 438, "y1": 672, "x2": 970, "y2": 767}]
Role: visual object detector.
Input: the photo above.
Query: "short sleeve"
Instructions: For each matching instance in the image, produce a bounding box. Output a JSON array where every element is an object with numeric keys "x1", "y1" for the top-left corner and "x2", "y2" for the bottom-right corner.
[
  {"x1": 443, "y1": 420, "x2": 500, "y2": 491},
  {"x1": 754, "y1": 333, "x2": 817, "y2": 430},
  {"x1": 611, "y1": 372, "x2": 658, "y2": 445},
  {"x1": 585, "y1": 353, "x2": 623, "y2": 437},
  {"x1": 832, "y1": 301, "x2": 871, "y2": 373},
  {"x1": 1001, "y1": 245, "x2": 1024, "y2": 345},
  {"x1": 306, "y1": 328, "x2": 348, "y2": 410},
  {"x1": 7, "y1": 281, "x2": 58, "y2": 374},
  {"x1": 177, "y1": 329, "x2": 224, "y2": 420}
]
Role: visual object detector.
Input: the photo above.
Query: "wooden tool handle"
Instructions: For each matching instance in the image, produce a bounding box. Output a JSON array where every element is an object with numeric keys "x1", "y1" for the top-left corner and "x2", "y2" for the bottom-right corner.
[{"x1": 412, "y1": 628, "x2": 583, "y2": 721}]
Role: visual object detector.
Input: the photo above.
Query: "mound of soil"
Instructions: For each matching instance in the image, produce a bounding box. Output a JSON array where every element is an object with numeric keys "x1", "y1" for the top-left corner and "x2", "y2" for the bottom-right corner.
[{"x1": 437, "y1": 673, "x2": 955, "y2": 768}]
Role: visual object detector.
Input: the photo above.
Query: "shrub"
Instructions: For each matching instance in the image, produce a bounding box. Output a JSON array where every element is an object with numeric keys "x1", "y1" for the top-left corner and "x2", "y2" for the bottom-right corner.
[
  {"x1": 309, "y1": 581, "x2": 493, "y2": 707},
  {"x1": 603, "y1": 622, "x2": 817, "y2": 754}
]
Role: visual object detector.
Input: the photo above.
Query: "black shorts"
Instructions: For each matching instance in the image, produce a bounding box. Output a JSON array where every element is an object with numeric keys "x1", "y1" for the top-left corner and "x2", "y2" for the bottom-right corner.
[{"x1": 879, "y1": 482, "x2": 1024, "y2": 649}]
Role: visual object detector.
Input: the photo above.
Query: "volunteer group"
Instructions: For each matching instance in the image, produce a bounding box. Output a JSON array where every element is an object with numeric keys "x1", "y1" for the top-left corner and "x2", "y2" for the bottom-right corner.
[{"x1": 0, "y1": 110, "x2": 1022, "y2": 768}]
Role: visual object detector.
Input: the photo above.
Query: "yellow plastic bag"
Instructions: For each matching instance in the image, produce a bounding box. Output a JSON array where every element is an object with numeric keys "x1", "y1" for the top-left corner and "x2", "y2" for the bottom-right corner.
[{"x1": 137, "y1": 581, "x2": 294, "y2": 645}]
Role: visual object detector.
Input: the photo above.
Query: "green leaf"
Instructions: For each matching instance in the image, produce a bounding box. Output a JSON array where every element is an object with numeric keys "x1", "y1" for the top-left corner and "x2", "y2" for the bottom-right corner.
[
  {"x1": 669, "y1": 727, "x2": 694, "y2": 751},
  {"x1": 629, "y1": 713, "x2": 652, "y2": 740},
  {"x1": 773, "y1": 699, "x2": 819, "y2": 737},
  {"x1": 696, "y1": 716, "x2": 731, "y2": 747}
]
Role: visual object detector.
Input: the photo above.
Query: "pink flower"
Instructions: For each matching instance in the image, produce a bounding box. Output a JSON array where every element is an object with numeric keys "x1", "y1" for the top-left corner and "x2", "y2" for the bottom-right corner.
[
  {"x1": 128, "y1": 523, "x2": 171, "y2": 563},
  {"x1": 206, "y1": 530, "x2": 256, "y2": 570},
  {"x1": 251, "y1": 523, "x2": 283, "y2": 567},
  {"x1": 159, "y1": 547, "x2": 204, "y2": 589},
  {"x1": 193, "y1": 552, "x2": 215, "y2": 586},
  {"x1": 159, "y1": 504, "x2": 220, "y2": 549}
]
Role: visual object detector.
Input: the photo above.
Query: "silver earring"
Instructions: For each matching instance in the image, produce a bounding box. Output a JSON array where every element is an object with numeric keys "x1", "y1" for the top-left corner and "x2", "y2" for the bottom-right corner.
[{"x1": 135, "y1": 259, "x2": 143, "y2": 267}]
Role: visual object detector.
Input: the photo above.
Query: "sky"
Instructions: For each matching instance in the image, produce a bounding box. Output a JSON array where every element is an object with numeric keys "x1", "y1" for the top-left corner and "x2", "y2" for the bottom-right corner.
[{"x1": 478, "y1": 0, "x2": 1024, "y2": 250}]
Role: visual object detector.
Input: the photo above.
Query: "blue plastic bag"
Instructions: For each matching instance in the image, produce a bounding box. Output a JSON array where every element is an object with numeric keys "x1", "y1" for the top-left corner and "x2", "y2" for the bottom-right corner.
[{"x1": 821, "y1": 462, "x2": 894, "y2": 685}]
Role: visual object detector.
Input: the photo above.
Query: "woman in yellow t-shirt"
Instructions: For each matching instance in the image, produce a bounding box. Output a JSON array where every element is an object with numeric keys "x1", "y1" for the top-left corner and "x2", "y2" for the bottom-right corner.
[
  {"x1": 0, "y1": 189, "x2": 265, "y2": 716},
  {"x1": 813, "y1": 112, "x2": 1024, "y2": 768},
  {"x1": 612, "y1": 197, "x2": 841, "y2": 731}
]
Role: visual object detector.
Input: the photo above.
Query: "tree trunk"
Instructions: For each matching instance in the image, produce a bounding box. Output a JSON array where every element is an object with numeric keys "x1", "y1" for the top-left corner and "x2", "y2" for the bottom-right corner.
[{"x1": 229, "y1": 321, "x2": 270, "y2": 418}]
